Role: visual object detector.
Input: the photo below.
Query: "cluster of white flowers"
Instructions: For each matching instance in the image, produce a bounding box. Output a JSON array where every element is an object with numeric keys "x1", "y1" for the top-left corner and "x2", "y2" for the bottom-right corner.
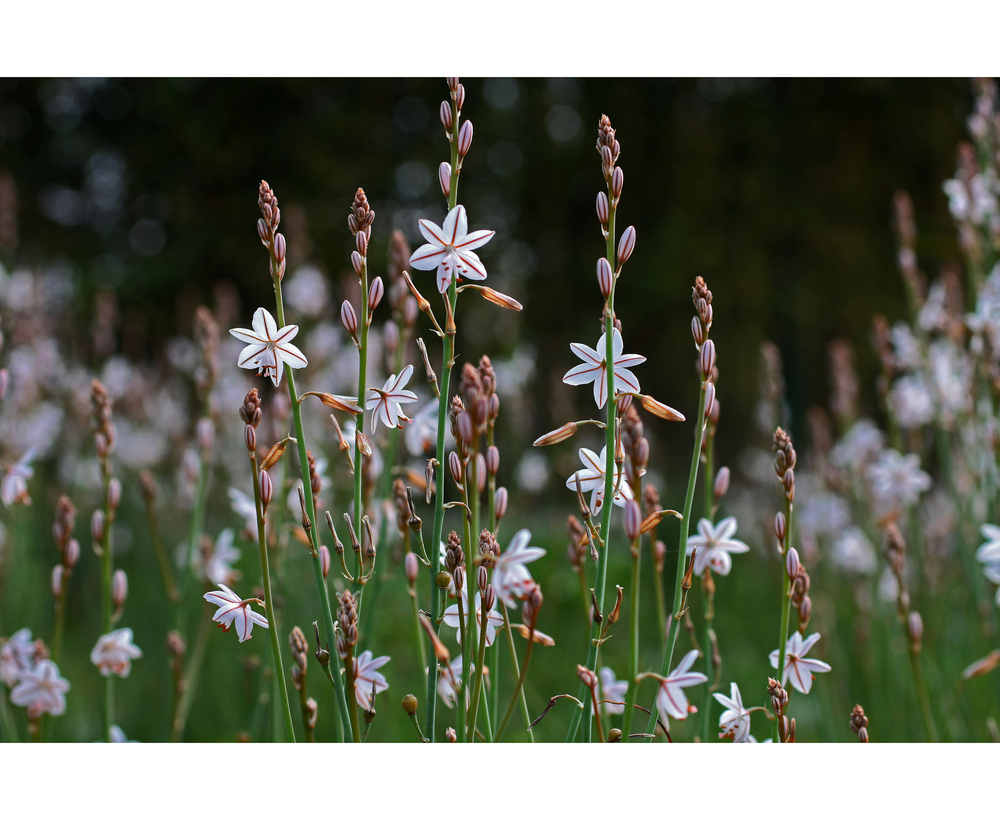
[{"x1": 1, "y1": 629, "x2": 70, "y2": 718}]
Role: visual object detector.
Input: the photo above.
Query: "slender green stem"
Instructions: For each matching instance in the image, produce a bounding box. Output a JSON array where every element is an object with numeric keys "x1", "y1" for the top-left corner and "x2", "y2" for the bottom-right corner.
[
  {"x1": 500, "y1": 602, "x2": 533, "y2": 741},
  {"x1": 0, "y1": 686, "x2": 19, "y2": 742},
  {"x1": 343, "y1": 644, "x2": 362, "y2": 743},
  {"x1": 772, "y1": 495, "x2": 793, "y2": 742},
  {"x1": 353, "y1": 251, "x2": 370, "y2": 594},
  {"x1": 467, "y1": 588, "x2": 490, "y2": 742},
  {"x1": 179, "y1": 458, "x2": 210, "y2": 609},
  {"x1": 909, "y1": 646, "x2": 939, "y2": 742},
  {"x1": 98, "y1": 461, "x2": 114, "y2": 743},
  {"x1": 251, "y1": 455, "x2": 296, "y2": 742},
  {"x1": 409, "y1": 583, "x2": 428, "y2": 681},
  {"x1": 495, "y1": 629, "x2": 536, "y2": 742},
  {"x1": 142, "y1": 498, "x2": 178, "y2": 604},
  {"x1": 700, "y1": 579, "x2": 715, "y2": 742},
  {"x1": 644, "y1": 379, "x2": 708, "y2": 740},
  {"x1": 621, "y1": 536, "x2": 641, "y2": 740},
  {"x1": 51, "y1": 573, "x2": 70, "y2": 665},
  {"x1": 170, "y1": 610, "x2": 209, "y2": 742}
]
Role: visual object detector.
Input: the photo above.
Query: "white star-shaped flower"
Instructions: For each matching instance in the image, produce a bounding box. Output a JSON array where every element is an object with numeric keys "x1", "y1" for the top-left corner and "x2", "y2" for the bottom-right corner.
[
  {"x1": 10, "y1": 659, "x2": 70, "y2": 718},
  {"x1": 408, "y1": 205, "x2": 495, "y2": 294},
  {"x1": 562, "y1": 328, "x2": 645, "y2": 409},
  {"x1": 656, "y1": 649, "x2": 709, "y2": 724},
  {"x1": 1, "y1": 446, "x2": 36, "y2": 507},
  {"x1": 714, "y1": 681, "x2": 752, "y2": 743},
  {"x1": 0, "y1": 628, "x2": 36, "y2": 687},
  {"x1": 203, "y1": 584, "x2": 269, "y2": 643},
  {"x1": 228, "y1": 487, "x2": 258, "y2": 535},
  {"x1": 91, "y1": 628, "x2": 143, "y2": 678},
  {"x1": 193, "y1": 528, "x2": 242, "y2": 587},
  {"x1": 229, "y1": 307, "x2": 308, "y2": 387},
  {"x1": 492, "y1": 529, "x2": 546, "y2": 608},
  {"x1": 442, "y1": 590, "x2": 504, "y2": 647},
  {"x1": 366, "y1": 364, "x2": 418, "y2": 434},
  {"x1": 352, "y1": 650, "x2": 389, "y2": 710},
  {"x1": 599, "y1": 667, "x2": 629, "y2": 716},
  {"x1": 685, "y1": 517, "x2": 750, "y2": 576},
  {"x1": 769, "y1": 632, "x2": 832, "y2": 694},
  {"x1": 565, "y1": 446, "x2": 637, "y2": 515}
]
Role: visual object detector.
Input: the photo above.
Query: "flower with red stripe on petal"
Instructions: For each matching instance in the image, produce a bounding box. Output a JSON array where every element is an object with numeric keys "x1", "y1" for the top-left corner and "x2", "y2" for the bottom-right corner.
[
  {"x1": 768, "y1": 632, "x2": 832, "y2": 694},
  {"x1": 229, "y1": 307, "x2": 308, "y2": 387},
  {"x1": 562, "y1": 327, "x2": 645, "y2": 409},
  {"x1": 656, "y1": 648, "x2": 708, "y2": 726},
  {"x1": 408, "y1": 205, "x2": 495, "y2": 294},
  {"x1": 365, "y1": 364, "x2": 418, "y2": 434},
  {"x1": 203, "y1": 584, "x2": 269, "y2": 643}
]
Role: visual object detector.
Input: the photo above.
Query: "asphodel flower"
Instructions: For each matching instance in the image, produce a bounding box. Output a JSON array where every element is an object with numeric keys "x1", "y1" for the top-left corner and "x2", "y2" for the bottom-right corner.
[{"x1": 230, "y1": 307, "x2": 308, "y2": 387}]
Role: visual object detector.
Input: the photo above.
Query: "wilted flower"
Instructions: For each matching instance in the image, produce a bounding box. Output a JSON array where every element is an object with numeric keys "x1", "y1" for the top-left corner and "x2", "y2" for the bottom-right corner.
[
  {"x1": 769, "y1": 632, "x2": 832, "y2": 694},
  {"x1": 442, "y1": 589, "x2": 504, "y2": 647},
  {"x1": 562, "y1": 328, "x2": 645, "y2": 409},
  {"x1": 1, "y1": 446, "x2": 36, "y2": 506},
  {"x1": 685, "y1": 517, "x2": 750, "y2": 576},
  {"x1": 366, "y1": 365, "x2": 419, "y2": 433},
  {"x1": 91, "y1": 628, "x2": 143, "y2": 678},
  {"x1": 491, "y1": 528, "x2": 546, "y2": 607},
  {"x1": 352, "y1": 650, "x2": 389, "y2": 710},
  {"x1": 565, "y1": 446, "x2": 637, "y2": 515},
  {"x1": 230, "y1": 307, "x2": 308, "y2": 387},
  {"x1": 9, "y1": 658, "x2": 70, "y2": 717},
  {"x1": 714, "y1": 682, "x2": 751, "y2": 743},
  {"x1": 656, "y1": 649, "x2": 708, "y2": 724},
  {"x1": 408, "y1": 204, "x2": 495, "y2": 293},
  {"x1": 203, "y1": 584, "x2": 269, "y2": 643}
]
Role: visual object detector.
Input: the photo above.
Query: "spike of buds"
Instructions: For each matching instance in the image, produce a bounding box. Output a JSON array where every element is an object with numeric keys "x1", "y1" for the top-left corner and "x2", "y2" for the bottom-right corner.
[
  {"x1": 341, "y1": 300, "x2": 358, "y2": 338},
  {"x1": 439, "y1": 162, "x2": 452, "y2": 198},
  {"x1": 368, "y1": 276, "x2": 384, "y2": 313},
  {"x1": 617, "y1": 226, "x2": 636, "y2": 266},
  {"x1": 458, "y1": 121, "x2": 474, "y2": 157},
  {"x1": 597, "y1": 257, "x2": 614, "y2": 299}
]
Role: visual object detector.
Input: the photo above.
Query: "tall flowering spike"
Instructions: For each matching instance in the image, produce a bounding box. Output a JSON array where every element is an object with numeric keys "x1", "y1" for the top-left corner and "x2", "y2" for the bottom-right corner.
[
  {"x1": 203, "y1": 584, "x2": 269, "y2": 643},
  {"x1": 366, "y1": 364, "x2": 419, "y2": 434},
  {"x1": 408, "y1": 205, "x2": 495, "y2": 294},
  {"x1": 563, "y1": 327, "x2": 645, "y2": 409},
  {"x1": 230, "y1": 307, "x2": 308, "y2": 387}
]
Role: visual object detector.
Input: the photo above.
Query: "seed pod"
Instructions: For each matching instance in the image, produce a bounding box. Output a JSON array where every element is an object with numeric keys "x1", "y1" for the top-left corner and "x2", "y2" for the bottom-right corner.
[
  {"x1": 458, "y1": 121, "x2": 474, "y2": 157},
  {"x1": 319, "y1": 545, "x2": 331, "y2": 578},
  {"x1": 597, "y1": 256, "x2": 613, "y2": 299},
  {"x1": 713, "y1": 466, "x2": 730, "y2": 499},
  {"x1": 112, "y1": 568, "x2": 128, "y2": 609},
  {"x1": 439, "y1": 162, "x2": 452, "y2": 198},
  {"x1": 596, "y1": 191, "x2": 609, "y2": 226},
  {"x1": 341, "y1": 300, "x2": 358, "y2": 337},
  {"x1": 617, "y1": 225, "x2": 636, "y2": 266},
  {"x1": 402, "y1": 693, "x2": 419, "y2": 716}
]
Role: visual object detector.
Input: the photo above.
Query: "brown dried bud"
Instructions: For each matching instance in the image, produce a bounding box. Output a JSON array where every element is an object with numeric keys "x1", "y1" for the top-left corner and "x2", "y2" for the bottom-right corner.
[
  {"x1": 446, "y1": 727, "x2": 457, "y2": 743},
  {"x1": 797, "y1": 596, "x2": 812, "y2": 630},
  {"x1": 576, "y1": 664, "x2": 598, "y2": 690},
  {"x1": 534, "y1": 422, "x2": 579, "y2": 447}
]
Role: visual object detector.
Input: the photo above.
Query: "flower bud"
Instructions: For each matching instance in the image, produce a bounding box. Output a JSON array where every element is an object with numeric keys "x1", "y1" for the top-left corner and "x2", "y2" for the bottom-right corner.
[
  {"x1": 477, "y1": 565, "x2": 488, "y2": 593},
  {"x1": 449, "y1": 451, "x2": 464, "y2": 487},
  {"x1": 456, "y1": 84, "x2": 466, "y2": 111},
  {"x1": 91, "y1": 509, "x2": 105, "y2": 546},
  {"x1": 456, "y1": 411, "x2": 473, "y2": 446},
  {"x1": 700, "y1": 339, "x2": 716, "y2": 380},
  {"x1": 402, "y1": 693, "x2": 419, "y2": 716},
  {"x1": 440, "y1": 100, "x2": 453, "y2": 132},
  {"x1": 257, "y1": 218, "x2": 269, "y2": 243},
  {"x1": 703, "y1": 382, "x2": 716, "y2": 419},
  {"x1": 112, "y1": 568, "x2": 128, "y2": 609},
  {"x1": 356, "y1": 229, "x2": 368, "y2": 256},
  {"x1": 624, "y1": 500, "x2": 642, "y2": 541},
  {"x1": 320, "y1": 544, "x2": 331, "y2": 579},
  {"x1": 453, "y1": 565, "x2": 465, "y2": 592},
  {"x1": 51, "y1": 564, "x2": 63, "y2": 598},
  {"x1": 908, "y1": 611, "x2": 923, "y2": 650},
  {"x1": 341, "y1": 300, "x2": 358, "y2": 337},
  {"x1": 774, "y1": 512, "x2": 786, "y2": 544},
  {"x1": 713, "y1": 466, "x2": 730, "y2": 499},
  {"x1": 0, "y1": 369, "x2": 9, "y2": 402},
  {"x1": 611, "y1": 166, "x2": 624, "y2": 200},
  {"x1": 446, "y1": 727, "x2": 457, "y2": 742},
  {"x1": 196, "y1": 416, "x2": 214, "y2": 454},
  {"x1": 476, "y1": 453, "x2": 487, "y2": 493},
  {"x1": 273, "y1": 232, "x2": 287, "y2": 263},
  {"x1": 600, "y1": 145, "x2": 614, "y2": 172},
  {"x1": 534, "y1": 422, "x2": 578, "y2": 447},
  {"x1": 244, "y1": 424, "x2": 256, "y2": 454},
  {"x1": 483, "y1": 584, "x2": 496, "y2": 613},
  {"x1": 691, "y1": 316, "x2": 705, "y2": 348},
  {"x1": 368, "y1": 276, "x2": 384, "y2": 312},
  {"x1": 486, "y1": 445, "x2": 499, "y2": 476},
  {"x1": 351, "y1": 250, "x2": 363, "y2": 277},
  {"x1": 64, "y1": 538, "x2": 80, "y2": 569},
  {"x1": 494, "y1": 487, "x2": 508, "y2": 521},
  {"x1": 596, "y1": 192, "x2": 609, "y2": 226},
  {"x1": 439, "y1": 162, "x2": 452, "y2": 198},
  {"x1": 405, "y1": 552, "x2": 419, "y2": 585},
  {"x1": 785, "y1": 547, "x2": 800, "y2": 582},
  {"x1": 106, "y1": 478, "x2": 122, "y2": 512},
  {"x1": 259, "y1": 469, "x2": 273, "y2": 510},
  {"x1": 458, "y1": 120, "x2": 474, "y2": 157},
  {"x1": 798, "y1": 595, "x2": 812, "y2": 630},
  {"x1": 617, "y1": 225, "x2": 636, "y2": 266},
  {"x1": 596, "y1": 256, "x2": 613, "y2": 299}
]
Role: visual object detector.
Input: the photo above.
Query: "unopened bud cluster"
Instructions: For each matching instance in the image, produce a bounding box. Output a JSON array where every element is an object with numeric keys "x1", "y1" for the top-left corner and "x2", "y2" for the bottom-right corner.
[
  {"x1": 772, "y1": 427, "x2": 796, "y2": 504},
  {"x1": 336, "y1": 590, "x2": 358, "y2": 658},
  {"x1": 850, "y1": 704, "x2": 870, "y2": 743},
  {"x1": 257, "y1": 181, "x2": 287, "y2": 281}
]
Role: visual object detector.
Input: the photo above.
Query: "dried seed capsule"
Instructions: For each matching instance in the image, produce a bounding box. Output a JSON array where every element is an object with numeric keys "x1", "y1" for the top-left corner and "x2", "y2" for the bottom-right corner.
[
  {"x1": 617, "y1": 225, "x2": 636, "y2": 265},
  {"x1": 402, "y1": 693, "x2": 419, "y2": 716}
]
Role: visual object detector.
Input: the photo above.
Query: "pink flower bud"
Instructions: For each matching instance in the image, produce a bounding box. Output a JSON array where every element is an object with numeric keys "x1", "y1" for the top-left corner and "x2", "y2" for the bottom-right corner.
[
  {"x1": 700, "y1": 339, "x2": 716, "y2": 380},
  {"x1": 456, "y1": 411, "x2": 473, "y2": 446},
  {"x1": 112, "y1": 566, "x2": 128, "y2": 605},
  {"x1": 51, "y1": 564, "x2": 63, "y2": 598},
  {"x1": 439, "y1": 162, "x2": 452, "y2": 198},
  {"x1": 486, "y1": 446, "x2": 499, "y2": 476},
  {"x1": 774, "y1": 512, "x2": 786, "y2": 543},
  {"x1": 596, "y1": 192, "x2": 609, "y2": 226},
  {"x1": 259, "y1": 469, "x2": 273, "y2": 509},
  {"x1": 368, "y1": 276, "x2": 384, "y2": 312},
  {"x1": 197, "y1": 416, "x2": 214, "y2": 454},
  {"x1": 351, "y1": 250, "x2": 363, "y2": 276},
  {"x1": 244, "y1": 424, "x2": 256, "y2": 454},
  {"x1": 611, "y1": 166, "x2": 624, "y2": 200},
  {"x1": 341, "y1": 300, "x2": 358, "y2": 337},
  {"x1": 494, "y1": 487, "x2": 508, "y2": 521},
  {"x1": 447, "y1": 77, "x2": 459, "y2": 93},
  {"x1": 0, "y1": 369, "x2": 8, "y2": 402},
  {"x1": 273, "y1": 232, "x2": 287, "y2": 263},
  {"x1": 440, "y1": 100, "x2": 453, "y2": 131},
  {"x1": 617, "y1": 225, "x2": 636, "y2": 266},
  {"x1": 453, "y1": 565, "x2": 465, "y2": 592},
  {"x1": 691, "y1": 316, "x2": 704, "y2": 347},
  {"x1": 713, "y1": 466, "x2": 730, "y2": 499},
  {"x1": 785, "y1": 547, "x2": 800, "y2": 582},
  {"x1": 106, "y1": 478, "x2": 122, "y2": 512},
  {"x1": 91, "y1": 509, "x2": 105, "y2": 545},
  {"x1": 478, "y1": 565, "x2": 488, "y2": 593},
  {"x1": 458, "y1": 121, "x2": 474, "y2": 157},
  {"x1": 320, "y1": 544, "x2": 331, "y2": 579},
  {"x1": 618, "y1": 393, "x2": 633, "y2": 413},
  {"x1": 449, "y1": 451, "x2": 464, "y2": 487},
  {"x1": 356, "y1": 230, "x2": 368, "y2": 256},
  {"x1": 64, "y1": 538, "x2": 80, "y2": 569},
  {"x1": 456, "y1": 84, "x2": 466, "y2": 111},
  {"x1": 908, "y1": 611, "x2": 923, "y2": 647},
  {"x1": 624, "y1": 500, "x2": 642, "y2": 541},
  {"x1": 483, "y1": 584, "x2": 496, "y2": 612},
  {"x1": 596, "y1": 257, "x2": 613, "y2": 299},
  {"x1": 405, "y1": 551, "x2": 419, "y2": 585},
  {"x1": 476, "y1": 453, "x2": 487, "y2": 492},
  {"x1": 703, "y1": 382, "x2": 716, "y2": 419},
  {"x1": 600, "y1": 145, "x2": 613, "y2": 171},
  {"x1": 257, "y1": 218, "x2": 269, "y2": 243}
]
